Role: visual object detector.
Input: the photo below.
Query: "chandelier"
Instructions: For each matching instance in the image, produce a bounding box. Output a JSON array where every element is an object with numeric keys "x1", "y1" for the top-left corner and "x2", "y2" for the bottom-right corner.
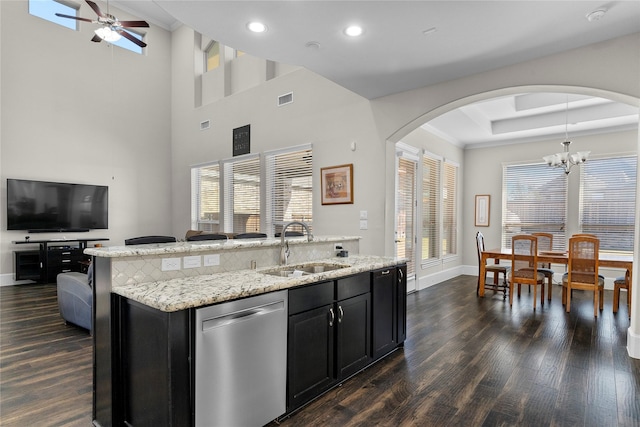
[{"x1": 542, "y1": 97, "x2": 590, "y2": 174}]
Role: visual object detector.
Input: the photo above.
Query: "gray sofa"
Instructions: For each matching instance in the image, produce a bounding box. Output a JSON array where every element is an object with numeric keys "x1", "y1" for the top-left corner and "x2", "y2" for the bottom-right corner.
[{"x1": 56, "y1": 267, "x2": 92, "y2": 333}]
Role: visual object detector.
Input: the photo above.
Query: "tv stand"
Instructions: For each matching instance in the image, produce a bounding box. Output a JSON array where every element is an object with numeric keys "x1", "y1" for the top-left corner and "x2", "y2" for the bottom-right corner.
[{"x1": 13, "y1": 238, "x2": 109, "y2": 284}]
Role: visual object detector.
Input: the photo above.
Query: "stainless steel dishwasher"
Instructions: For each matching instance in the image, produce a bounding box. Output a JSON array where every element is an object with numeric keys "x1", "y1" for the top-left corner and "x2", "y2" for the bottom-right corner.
[{"x1": 195, "y1": 290, "x2": 288, "y2": 427}]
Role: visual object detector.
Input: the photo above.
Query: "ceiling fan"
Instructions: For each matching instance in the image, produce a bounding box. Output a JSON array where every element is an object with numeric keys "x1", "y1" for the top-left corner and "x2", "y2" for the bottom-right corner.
[{"x1": 55, "y1": 0, "x2": 149, "y2": 48}]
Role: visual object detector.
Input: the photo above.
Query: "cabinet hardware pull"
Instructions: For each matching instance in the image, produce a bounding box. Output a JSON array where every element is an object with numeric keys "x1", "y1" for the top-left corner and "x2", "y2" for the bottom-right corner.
[
  {"x1": 381, "y1": 270, "x2": 390, "y2": 275},
  {"x1": 398, "y1": 269, "x2": 404, "y2": 281},
  {"x1": 329, "y1": 308, "x2": 335, "y2": 327},
  {"x1": 338, "y1": 306, "x2": 344, "y2": 323}
]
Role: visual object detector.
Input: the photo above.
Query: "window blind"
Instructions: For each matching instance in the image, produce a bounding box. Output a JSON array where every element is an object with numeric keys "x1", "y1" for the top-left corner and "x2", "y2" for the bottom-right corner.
[
  {"x1": 397, "y1": 157, "x2": 416, "y2": 276},
  {"x1": 442, "y1": 161, "x2": 458, "y2": 256},
  {"x1": 580, "y1": 156, "x2": 636, "y2": 252},
  {"x1": 421, "y1": 153, "x2": 440, "y2": 261},
  {"x1": 266, "y1": 147, "x2": 313, "y2": 236},
  {"x1": 502, "y1": 163, "x2": 567, "y2": 250},
  {"x1": 223, "y1": 156, "x2": 261, "y2": 234},
  {"x1": 192, "y1": 163, "x2": 220, "y2": 232}
]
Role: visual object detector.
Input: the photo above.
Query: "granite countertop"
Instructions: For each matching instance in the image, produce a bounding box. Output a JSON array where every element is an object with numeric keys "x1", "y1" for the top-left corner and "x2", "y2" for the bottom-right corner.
[
  {"x1": 112, "y1": 255, "x2": 405, "y2": 312},
  {"x1": 85, "y1": 235, "x2": 360, "y2": 258}
]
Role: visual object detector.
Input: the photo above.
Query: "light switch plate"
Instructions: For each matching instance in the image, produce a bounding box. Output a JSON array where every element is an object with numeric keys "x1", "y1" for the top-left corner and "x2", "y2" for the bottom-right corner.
[
  {"x1": 161, "y1": 258, "x2": 181, "y2": 271},
  {"x1": 183, "y1": 255, "x2": 201, "y2": 269},
  {"x1": 360, "y1": 210, "x2": 368, "y2": 220},
  {"x1": 359, "y1": 219, "x2": 368, "y2": 230},
  {"x1": 203, "y1": 254, "x2": 220, "y2": 266}
]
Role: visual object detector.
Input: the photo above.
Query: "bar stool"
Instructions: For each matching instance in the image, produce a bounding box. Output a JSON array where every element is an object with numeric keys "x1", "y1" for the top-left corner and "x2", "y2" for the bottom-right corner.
[{"x1": 613, "y1": 271, "x2": 631, "y2": 317}]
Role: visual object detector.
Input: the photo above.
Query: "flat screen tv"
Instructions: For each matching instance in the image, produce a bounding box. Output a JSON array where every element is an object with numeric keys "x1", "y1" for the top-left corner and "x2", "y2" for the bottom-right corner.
[{"x1": 7, "y1": 179, "x2": 108, "y2": 232}]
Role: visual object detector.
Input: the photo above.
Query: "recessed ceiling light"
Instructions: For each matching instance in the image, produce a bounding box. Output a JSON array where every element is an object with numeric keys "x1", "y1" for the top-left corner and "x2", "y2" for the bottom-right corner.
[
  {"x1": 344, "y1": 25, "x2": 363, "y2": 37},
  {"x1": 247, "y1": 21, "x2": 267, "y2": 33},
  {"x1": 586, "y1": 8, "x2": 607, "y2": 22}
]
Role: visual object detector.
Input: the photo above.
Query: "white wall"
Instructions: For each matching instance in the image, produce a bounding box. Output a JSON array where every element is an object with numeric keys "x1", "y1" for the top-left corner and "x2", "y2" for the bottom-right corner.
[{"x1": 0, "y1": 1, "x2": 172, "y2": 283}]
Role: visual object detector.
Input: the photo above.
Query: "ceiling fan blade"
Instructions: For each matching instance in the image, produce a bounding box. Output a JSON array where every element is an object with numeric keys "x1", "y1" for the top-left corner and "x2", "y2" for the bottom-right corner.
[
  {"x1": 91, "y1": 34, "x2": 103, "y2": 43},
  {"x1": 86, "y1": 0, "x2": 105, "y2": 18},
  {"x1": 119, "y1": 20, "x2": 149, "y2": 28},
  {"x1": 55, "y1": 13, "x2": 94, "y2": 23},
  {"x1": 117, "y1": 29, "x2": 147, "y2": 48}
]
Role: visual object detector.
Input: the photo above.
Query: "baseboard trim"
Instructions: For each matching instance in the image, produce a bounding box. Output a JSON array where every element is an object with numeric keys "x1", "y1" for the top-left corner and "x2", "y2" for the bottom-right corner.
[
  {"x1": 628, "y1": 327, "x2": 640, "y2": 359},
  {"x1": 0, "y1": 273, "x2": 34, "y2": 287}
]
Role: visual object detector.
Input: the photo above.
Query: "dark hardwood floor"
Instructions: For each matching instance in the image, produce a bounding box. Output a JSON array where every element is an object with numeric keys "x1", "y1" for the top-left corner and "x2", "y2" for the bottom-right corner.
[
  {"x1": 0, "y1": 283, "x2": 92, "y2": 427},
  {"x1": 1, "y1": 276, "x2": 638, "y2": 427}
]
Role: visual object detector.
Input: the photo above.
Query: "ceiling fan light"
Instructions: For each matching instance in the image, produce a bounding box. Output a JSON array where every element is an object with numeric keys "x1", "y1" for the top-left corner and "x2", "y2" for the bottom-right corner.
[{"x1": 95, "y1": 27, "x2": 121, "y2": 42}]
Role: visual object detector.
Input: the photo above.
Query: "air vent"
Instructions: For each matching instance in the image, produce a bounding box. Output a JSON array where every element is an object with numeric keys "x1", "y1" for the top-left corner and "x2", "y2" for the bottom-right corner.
[
  {"x1": 278, "y1": 92, "x2": 293, "y2": 107},
  {"x1": 200, "y1": 120, "x2": 210, "y2": 131}
]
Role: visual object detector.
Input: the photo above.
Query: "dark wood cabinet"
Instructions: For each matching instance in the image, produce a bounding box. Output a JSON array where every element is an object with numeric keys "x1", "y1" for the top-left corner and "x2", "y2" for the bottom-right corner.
[
  {"x1": 372, "y1": 265, "x2": 407, "y2": 360},
  {"x1": 287, "y1": 273, "x2": 371, "y2": 412},
  {"x1": 14, "y1": 250, "x2": 41, "y2": 281},
  {"x1": 336, "y1": 292, "x2": 371, "y2": 378},
  {"x1": 113, "y1": 297, "x2": 192, "y2": 426},
  {"x1": 46, "y1": 247, "x2": 86, "y2": 283},
  {"x1": 13, "y1": 238, "x2": 107, "y2": 283}
]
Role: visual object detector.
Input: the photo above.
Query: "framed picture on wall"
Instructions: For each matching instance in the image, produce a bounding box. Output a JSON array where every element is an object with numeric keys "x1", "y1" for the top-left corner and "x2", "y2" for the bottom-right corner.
[
  {"x1": 321, "y1": 164, "x2": 354, "y2": 205},
  {"x1": 475, "y1": 194, "x2": 490, "y2": 227}
]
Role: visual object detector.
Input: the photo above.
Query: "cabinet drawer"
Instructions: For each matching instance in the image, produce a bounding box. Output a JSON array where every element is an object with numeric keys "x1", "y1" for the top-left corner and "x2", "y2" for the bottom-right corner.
[
  {"x1": 337, "y1": 273, "x2": 370, "y2": 301},
  {"x1": 289, "y1": 281, "x2": 334, "y2": 315}
]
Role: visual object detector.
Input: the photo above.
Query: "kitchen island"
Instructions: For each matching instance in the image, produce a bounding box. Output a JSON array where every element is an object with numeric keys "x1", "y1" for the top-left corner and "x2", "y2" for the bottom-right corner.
[{"x1": 87, "y1": 236, "x2": 406, "y2": 426}]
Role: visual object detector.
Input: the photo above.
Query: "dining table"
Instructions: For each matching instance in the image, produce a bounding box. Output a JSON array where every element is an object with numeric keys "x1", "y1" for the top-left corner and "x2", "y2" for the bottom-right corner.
[{"x1": 479, "y1": 247, "x2": 633, "y2": 299}]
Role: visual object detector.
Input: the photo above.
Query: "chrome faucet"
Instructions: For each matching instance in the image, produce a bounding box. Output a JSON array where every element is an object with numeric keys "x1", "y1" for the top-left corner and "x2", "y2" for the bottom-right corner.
[{"x1": 280, "y1": 221, "x2": 313, "y2": 265}]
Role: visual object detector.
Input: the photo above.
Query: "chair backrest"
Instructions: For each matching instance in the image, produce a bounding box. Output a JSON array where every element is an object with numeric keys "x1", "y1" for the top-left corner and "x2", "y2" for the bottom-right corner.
[
  {"x1": 511, "y1": 235, "x2": 539, "y2": 284},
  {"x1": 567, "y1": 235, "x2": 599, "y2": 285},
  {"x1": 233, "y1": 232, "x2": 267, "y2": 239},
  {"x1": 476, "y1": 232, "x2": 486, "y2": 265},
  {"x1": 187, "y1": 233, "x2": 228, "y2": 241},
  {"x1": 532, "y1": 232, "x2": 553, "y2": 252},
  {"x1": 125, "y1": 235, "x2": 176, "y2": 245}
]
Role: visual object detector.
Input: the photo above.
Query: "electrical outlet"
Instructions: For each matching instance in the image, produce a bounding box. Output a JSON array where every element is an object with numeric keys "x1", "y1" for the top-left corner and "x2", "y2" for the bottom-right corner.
[
  {"x1": 183, "y1": 255, "x2": 201, "y2": 269},
  {"x1": 334, "y1": 243, "x2": 343, "y2": 251},
  {"x1": 203, "y1": 254, "x2": 220, "y2": 266},
  {"x1": 161, "y1": 258, "x2": 181, "y2": 271}
]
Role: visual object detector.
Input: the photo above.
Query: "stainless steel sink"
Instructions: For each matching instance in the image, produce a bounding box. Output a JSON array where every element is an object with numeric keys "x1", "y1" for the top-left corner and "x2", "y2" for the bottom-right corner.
[{"x1": 260, "y1": 262, "x2": 350, "y2": 277}]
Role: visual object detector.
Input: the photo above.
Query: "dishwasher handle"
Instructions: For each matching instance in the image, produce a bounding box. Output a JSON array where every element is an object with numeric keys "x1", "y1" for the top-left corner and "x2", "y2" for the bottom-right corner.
[{"x1": 201, "y1": 300, "x2": 285, "y2": 332}]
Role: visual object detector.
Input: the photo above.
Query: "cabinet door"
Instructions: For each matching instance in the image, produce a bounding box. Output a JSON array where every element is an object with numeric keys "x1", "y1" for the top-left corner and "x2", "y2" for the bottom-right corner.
[
  {"x1": 396, "y1": 265, "x2": 407, "y2": 344},
  {"x1": 14, "y1": 250, "x2": 42, "y2": 281},
  {"x1": 371, "y1": 268, "x2": 397, "y2": 360},
  {"x1": 336, "y1": 292, "x2": 371, "y2": 379},
  {"x1": 287, "y1": 304, "x2": 335, "y2": 410}
]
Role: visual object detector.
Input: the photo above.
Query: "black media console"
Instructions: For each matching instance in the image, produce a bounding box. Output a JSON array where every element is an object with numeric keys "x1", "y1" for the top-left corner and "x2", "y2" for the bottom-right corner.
[{"x1": 13, "y1": 238, "x2": 109, "y2": 284}]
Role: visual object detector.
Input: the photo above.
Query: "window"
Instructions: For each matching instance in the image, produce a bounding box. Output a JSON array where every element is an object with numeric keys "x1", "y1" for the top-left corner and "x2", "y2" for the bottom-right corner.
[
  {"x1": 421, "y1": 152, "x2": 440, "y2": 261},
  {"x1": 223, "y1": 155, "x2": 261, "y2": 234},
  {"x1": 442, "y1": 161, "x2": 458, "y2": 256},
  {"x1": 192, "y1": 147, "x2": 313, "y2": 236},
  {"x1": 502, "y1": 163, "x2": 567, "y2": 250},
  {"x1": 192, "y1": 163, "x2": 220, "y2": 232},
  {"x1": 265, "y1": 146, "x2": 313, "y2": 236},
  {"x1": 29, "y1": 0, "x2": 77, "y2": 30},
  {"x1": 205, "y1": 41, "x2": 220, "y2": 71},
  {"x1": 580, "y1": 156, "x2": 637, "y2": 252}
]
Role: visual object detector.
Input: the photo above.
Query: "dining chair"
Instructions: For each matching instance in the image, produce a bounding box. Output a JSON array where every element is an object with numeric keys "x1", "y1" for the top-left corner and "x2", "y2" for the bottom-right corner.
[
  {"x1": 562, "y1": 235, "x2": 604, "y2": 317},
  {"x1": 531, "y1": 232, "x2": 554, "y2": 302},
  {"x1": 476, "y1": 232, "x2": 509, "y2": 299},
  {"x1": 613, "y1": 270, "x2": 631, "y2": 317},
  {"x1": 510, "y1": 235, "x2": 546, "y2": 310}
]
